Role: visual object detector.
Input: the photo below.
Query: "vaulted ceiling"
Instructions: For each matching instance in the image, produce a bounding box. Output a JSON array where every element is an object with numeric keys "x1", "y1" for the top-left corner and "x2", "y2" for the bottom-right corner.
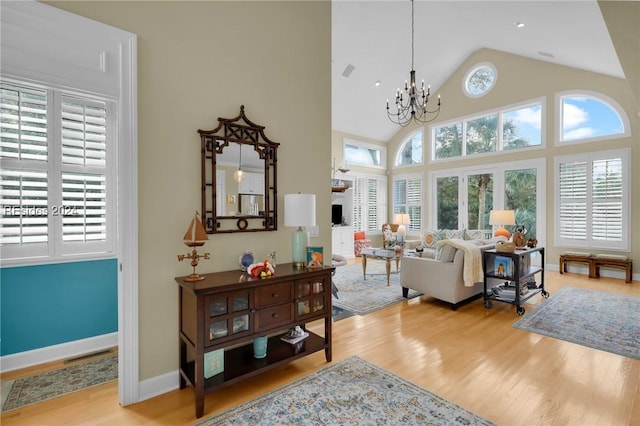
[{"x1": 331, "y1": 1, "x2": 626, "y2": 142}]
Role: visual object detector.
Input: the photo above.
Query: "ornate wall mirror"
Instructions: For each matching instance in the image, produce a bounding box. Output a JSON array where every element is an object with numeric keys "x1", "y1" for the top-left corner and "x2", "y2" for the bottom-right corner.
[{"x1": 198, "y1": 105, "x2": 279, "y2": 233}]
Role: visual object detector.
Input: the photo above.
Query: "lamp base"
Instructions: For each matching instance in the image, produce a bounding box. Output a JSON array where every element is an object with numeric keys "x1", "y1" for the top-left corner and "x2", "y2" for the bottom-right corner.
[
  {"x1": 292, "y1": 227, "x2": 307, "y2": 268},
  {"x1": 494, "y1": 227, "x2": 511, "y2": 239}
]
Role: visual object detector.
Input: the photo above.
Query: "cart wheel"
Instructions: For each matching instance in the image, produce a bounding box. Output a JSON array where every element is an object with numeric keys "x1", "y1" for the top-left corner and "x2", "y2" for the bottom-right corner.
[
  {"x1": 484, "y1": 299, "x2": 493, "y2": 309},
  {"x1": 516, "y1": 306, "x2": 525, "y2": 315},
  {"x1": 541, "y1": 290, "x2": 549, "y2": 298}
]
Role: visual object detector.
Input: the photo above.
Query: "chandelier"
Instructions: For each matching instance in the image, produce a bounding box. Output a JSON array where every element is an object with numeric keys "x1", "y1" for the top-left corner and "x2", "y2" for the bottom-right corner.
[{"x1": 386, "y1": 0, "x2": 441, "y2": 126}]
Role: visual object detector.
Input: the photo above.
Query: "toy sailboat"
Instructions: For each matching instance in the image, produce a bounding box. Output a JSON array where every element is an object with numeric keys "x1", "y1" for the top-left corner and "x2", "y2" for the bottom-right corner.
[
  {"x1": 178, "y1": 212, "x2": 211, "y2": 281},
  {"x1": 183, "y1": 211, "x2": 209, "y2": 247}
]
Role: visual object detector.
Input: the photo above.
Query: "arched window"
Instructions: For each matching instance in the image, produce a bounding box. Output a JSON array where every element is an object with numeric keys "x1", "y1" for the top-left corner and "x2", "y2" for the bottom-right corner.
[
  {"x1": 557, "y1": 91, "x2": 629, "y2": 144},
  {"x1": 395, "y1": 131, "x2": 423, "y2": 167}
]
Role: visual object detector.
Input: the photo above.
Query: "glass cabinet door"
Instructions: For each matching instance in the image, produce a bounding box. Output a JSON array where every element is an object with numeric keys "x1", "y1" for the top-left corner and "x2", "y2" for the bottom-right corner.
[
  {"x1": 205, "y1": 290, "x2": 251, "y2": 346},
  {"x1": 295, "y1": 276, "x2": 327, "y2": 320}
]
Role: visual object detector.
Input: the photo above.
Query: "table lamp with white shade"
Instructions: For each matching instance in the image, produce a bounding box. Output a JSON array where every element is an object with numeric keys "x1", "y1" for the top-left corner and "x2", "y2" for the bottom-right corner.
[
  {"x1": 393, "y1": 213, "x2": 410, "y2": 242},
  {"x1": 284, "y1": 194, "x2": 316, "y2": 268},
  {"x1": 489, "y1": 209, "x2": 515, "y2": 238}
]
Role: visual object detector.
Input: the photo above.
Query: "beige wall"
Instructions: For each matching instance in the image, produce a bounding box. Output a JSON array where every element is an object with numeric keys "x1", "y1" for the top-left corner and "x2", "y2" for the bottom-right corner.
[
  {"x1": 386, "y1": 47, "x2": 639, "y2": 271},
  {"x1": 48, "y1": 1, "x2": 331, "y2": 381}
]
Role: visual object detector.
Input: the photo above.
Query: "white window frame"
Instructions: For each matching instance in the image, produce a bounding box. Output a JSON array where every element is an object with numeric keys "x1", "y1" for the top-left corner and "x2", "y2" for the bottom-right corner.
[
  {"x1": 555, "y1": 90, "x2": 630, "y2": 145},
  {"x1": 554, "y1": 148, "x2": 630, "y2": 251},
  {"x1": 394, "y1": 130, "x2": 423, "y2": 168},
  {"x1": 343, "y1": 138, "x2": 386, "y2": 170},
  {"x1": 430, "y1": 97, "x2": 546, "y2": 163},
  {"x1": 462, "y1": 62, "x2": 497, "y2": 98},
  {"x1": 392, "y1": 172, "x2": 423, "y2": 234},
  {"x1": 0, "y1": 81, "x2": 116, "y2": 264}
]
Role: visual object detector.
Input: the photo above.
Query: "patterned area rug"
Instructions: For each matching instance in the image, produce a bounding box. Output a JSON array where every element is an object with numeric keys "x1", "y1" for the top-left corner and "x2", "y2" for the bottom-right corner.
[
  {"x1": 513, "y1": 286, "x2": 640, "y2": 360},
  {"x1": 332, "y1": 262, "x2": 420, "y2": 317},
  {"x1": 1, "y1": 354, "x2": 117, "y2": 412},
  {"x1": 197, "y1": 355, "x2": 495, "y2": 426}
]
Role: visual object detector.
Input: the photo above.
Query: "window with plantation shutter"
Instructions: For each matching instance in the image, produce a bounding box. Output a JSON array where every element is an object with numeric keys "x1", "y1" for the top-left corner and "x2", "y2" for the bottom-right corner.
[
  {"x1": 352, "y1": 175, "x2": 386, "y2": 233},
  {"x1": 555, "y1": 149, "x2": 629, "y2": 251},
  {"x1": 393, "y1": 174, "x2": 422, "y2": 232},
  {"x1": 0, "y1": 80, "x2": 114, "y2": 262}
]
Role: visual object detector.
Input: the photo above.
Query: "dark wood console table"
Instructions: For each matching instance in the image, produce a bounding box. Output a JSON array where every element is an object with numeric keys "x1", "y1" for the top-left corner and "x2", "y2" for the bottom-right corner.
[{"x1": 176, "y1": 263, "x2": 334, "y2": 418}]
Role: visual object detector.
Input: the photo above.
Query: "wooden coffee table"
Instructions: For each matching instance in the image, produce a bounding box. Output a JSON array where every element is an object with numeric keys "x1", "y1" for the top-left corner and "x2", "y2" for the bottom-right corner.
[{"x1": 360, "y1": 248, "x2": 402, "y2": 286}]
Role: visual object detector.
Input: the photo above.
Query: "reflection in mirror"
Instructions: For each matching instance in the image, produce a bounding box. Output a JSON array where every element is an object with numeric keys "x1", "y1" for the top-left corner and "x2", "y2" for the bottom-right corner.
[{"x1": 198, "y1": 106, "x2": 279, "y2": 233}]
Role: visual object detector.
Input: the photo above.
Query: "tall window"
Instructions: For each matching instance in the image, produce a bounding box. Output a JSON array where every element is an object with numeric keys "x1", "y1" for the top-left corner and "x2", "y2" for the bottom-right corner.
[
  {"x1": 555, "y1": 149, "x2": 629, "y2": 251},
  {"x1": 0, "y1": 81, "x2": 114, "y2": 261},
  {"x1": 392, "y1": 174, "x2": 422, "y2": 232},
  {"x1": 557, "y1": 91, "x2": 629, "y2": 144},
  {"x1": 430, "y1": 159, "x2": 544, "y2": 240},
  {"x1": 352, "y1": 175, "x2": 386, "y2": 233},
  {"x1": 394, "y1": 131, "x2": 422, "y2": 167}
]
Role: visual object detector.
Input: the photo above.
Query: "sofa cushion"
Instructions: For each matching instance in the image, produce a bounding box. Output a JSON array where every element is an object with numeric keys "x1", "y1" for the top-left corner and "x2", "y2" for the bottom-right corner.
[
  {"x1": 443, "y1": 229, "x2": 465, "y2": 240},
  {"x1": 354, "y1": 231, "x2": 366, "y2": 241},
  {"x1": 435, "y1": 244, "x2": 457, "y2": 262},
  {"x1": 422, "y1": 229, "x2": 444, "y2": 248}
]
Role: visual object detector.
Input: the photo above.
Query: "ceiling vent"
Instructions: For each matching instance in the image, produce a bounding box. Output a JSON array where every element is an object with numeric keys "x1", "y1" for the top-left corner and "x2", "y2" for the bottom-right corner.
[{"x1": 342, "y1": 64, "x2": 355, "y2": 78}]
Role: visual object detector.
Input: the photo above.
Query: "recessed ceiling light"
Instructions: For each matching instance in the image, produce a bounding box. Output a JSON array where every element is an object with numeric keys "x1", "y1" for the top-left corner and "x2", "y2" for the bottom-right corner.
[
  {"x1": 514, "y1": 21, "x2": 525, "y2": 28},
  {"x1": 374, "y1": 80, "x2": 381, "y2": 87}
]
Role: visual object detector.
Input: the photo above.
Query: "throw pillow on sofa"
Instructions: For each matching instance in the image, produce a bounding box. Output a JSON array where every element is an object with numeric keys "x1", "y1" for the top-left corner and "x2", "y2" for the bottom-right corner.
[
  {"x1": 443, "y1": 229, "x2": 465, "y2": 240},
  {"x1": 422, "y1": 229, "x2": 444, "y2": 248},
  {"x1": 435, "y1": 244, "x2": 458, "y2": 262}
]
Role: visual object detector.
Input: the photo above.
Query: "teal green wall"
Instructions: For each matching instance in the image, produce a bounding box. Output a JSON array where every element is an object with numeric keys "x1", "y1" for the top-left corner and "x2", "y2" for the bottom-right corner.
[{"x1": 0, "y1": 259, "x2": 118, "y2": 356}]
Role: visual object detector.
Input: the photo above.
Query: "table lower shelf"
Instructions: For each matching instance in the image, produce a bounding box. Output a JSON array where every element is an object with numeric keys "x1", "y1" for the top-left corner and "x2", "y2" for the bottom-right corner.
[{"x1": 180, "y1": 331, "x2": 327, "y2": 392}]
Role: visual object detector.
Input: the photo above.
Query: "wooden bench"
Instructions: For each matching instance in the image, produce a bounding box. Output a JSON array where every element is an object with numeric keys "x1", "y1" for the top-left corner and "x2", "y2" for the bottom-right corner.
[
  {"x1": 559, "y1": 252, "x2": 633, "y2": 283},
  {"x1": 559, "y1": 252, "x2": 595, "y2": 277},
  {"x1": 593, "y1": 255, "x2": 633, "y2": 283}
]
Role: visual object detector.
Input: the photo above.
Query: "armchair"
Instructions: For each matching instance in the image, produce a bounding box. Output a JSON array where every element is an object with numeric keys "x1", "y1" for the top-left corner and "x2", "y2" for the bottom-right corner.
[{"x1": 353, "y1": 231, "x2": 372, "y2": 257}]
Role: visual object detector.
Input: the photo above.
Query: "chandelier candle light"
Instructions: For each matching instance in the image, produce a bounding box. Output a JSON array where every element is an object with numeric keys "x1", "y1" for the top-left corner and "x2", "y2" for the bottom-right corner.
[
  {"x1": 284, "y1": 194, "x2": 316, "y2": 268},
  {"x1": 387, "y1": 0, "x2": 441, "y2": 126},
  {"x1": 177, "y1": 211, "x2": 211, "y2": 281}
]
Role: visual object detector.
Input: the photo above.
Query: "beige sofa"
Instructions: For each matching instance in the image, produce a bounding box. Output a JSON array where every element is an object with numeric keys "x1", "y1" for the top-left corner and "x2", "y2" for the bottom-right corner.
[{"x1": 400, "y1": 238, "x2": 501, "y2": 310}]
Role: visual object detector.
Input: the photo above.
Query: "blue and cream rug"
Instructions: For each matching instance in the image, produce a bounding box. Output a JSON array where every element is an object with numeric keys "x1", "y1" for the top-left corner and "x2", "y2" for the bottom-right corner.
[
  {"x1": 1, "y1": 354, "x2": 117, "y2": 412},
  {"x1": 514, "y1": 286, "x2": 640, "y2": 360},
  {"x1": 332, "y1": 262, "x2": 420, "y2": 317},
  {"x1": 197, "y1": 355, "x2": 494, "y2": 425}
]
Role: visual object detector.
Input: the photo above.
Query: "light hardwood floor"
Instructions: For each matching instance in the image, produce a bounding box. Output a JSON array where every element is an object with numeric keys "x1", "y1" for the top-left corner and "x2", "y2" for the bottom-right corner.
[{"x1": 2, "y1": 269, "x2": 639, "y2": 425}]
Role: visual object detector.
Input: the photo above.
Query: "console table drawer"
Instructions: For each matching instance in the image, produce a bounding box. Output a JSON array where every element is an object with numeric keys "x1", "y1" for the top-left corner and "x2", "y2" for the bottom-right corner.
[
  {"x1": 255, "y1": 303, "x2": 293, "y2": 332},
  {"x1": 254, "y1": 282, "x2": 292, "y2": 307}
]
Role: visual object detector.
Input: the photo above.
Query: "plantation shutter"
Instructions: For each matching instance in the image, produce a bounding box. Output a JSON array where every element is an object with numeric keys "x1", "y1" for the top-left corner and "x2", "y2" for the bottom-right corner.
[
  {"x1": 556, "y1": 149, "x2": 628, "y2": 251},
  {"x1": 0, "y1": 84, "x2": 48, "y2": 161},
  {"x1": 591, "y1": 158, "x2": 622, "y2": 243},
  {"x1": 366, "y1": 178, "x2": 379, "y2": 232},
  {"x1": 352, "y1": 178, "x2": 365, "y2": 231},
  {"x1": 60, "y1": 98, "x2": 108, "y2": 244},
  {"x1": 393, "y1": 176, "x2": 422, "y2": 232},
  {"x1": 0, "y1": 169, "x2": 49, "y2": 245},
  {"x1": 558, "y1": 161, "x2": 587, "y2": 241},
  {"x1": 0, "y1": 84, "x2": 49, "y2": 250},
  {"x1": 407, "y1": 177, "x2": 422, "y2": 231}
]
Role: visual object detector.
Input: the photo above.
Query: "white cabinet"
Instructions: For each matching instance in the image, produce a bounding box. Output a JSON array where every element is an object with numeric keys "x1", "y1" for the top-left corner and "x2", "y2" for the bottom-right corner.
[
  {"x1": 238, "y1": 172, "x2": 264, "y2": 195},
  {"x1": 332, "y1": 226, "x2": 354, "y2": 259}
]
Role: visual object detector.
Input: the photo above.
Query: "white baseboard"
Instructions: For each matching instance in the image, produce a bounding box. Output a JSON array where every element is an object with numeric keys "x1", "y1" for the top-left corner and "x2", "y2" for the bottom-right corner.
[
  {"x1": 138, "y1": 369, "x2": 179, "y2": 402},
  {"x1": 1, "y1": 332, "x2": 118, "y2": 373}
]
